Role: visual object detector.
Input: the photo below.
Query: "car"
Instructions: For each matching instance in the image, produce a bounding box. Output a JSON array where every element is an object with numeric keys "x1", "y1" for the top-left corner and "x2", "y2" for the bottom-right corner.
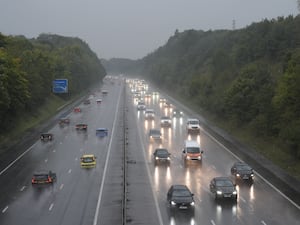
[
  {"x1": 172, "y1": 108, "x2": 183, "y2": 118},
  {"x1": 96, "y1": 98, "x2": 102, "y2": 104},
  {"x1": 74, "y1": 107, "x2": 81, "y2": 113},
  {"x1": 31, "y1": 170, "x2": 56, "y2": 184},
  {"x1": 231, "y1": 162, "x2": 254, "y2": 182},
  {"x1": 167, "y1": 185, "x2": 195, "y2": 213},
  {"x1": 209, "y1": 177, "x2": 238, "y2": 202},
  {"x1": 152, "y1": 92, "x2": 159, "y2": 96},
  {"x1": 144, "y1": 93, "x2": 152, "y2": 99},
  {"x1": 149, "y1": 129, "x2": 162, "y2": 141},
  {"x1": 96, "y1": 128, "x2": 108, "y2": 137},
  {"x1": 83, "y1": 99, "x2": 91, "y2": 105},
  {"x1": 159, "y1": 98, "x2": 167, "y2": 103},
  {"x1": 186, "y1": 118, "x2": 200, "y2": 134},
  {"x1": 80, "y1": 154, "x2": 97, "y2": 168},
  {"x1": 145, "y1": 109, "x2": 155, "y2": 120},
  {"x1": 153, "y1": 148, "x2": 171, "y2": 165},
  {"x1": 40, "y1": 133, "x2": 53, "y2": 141},
  {"x1": 164, "y1": 102, "x2": 173, "y2": 108},
  {"x1": 182, "y1": 140, "x2": 203, "y2": 163},
  {"x1": 102, "y1": 90, "x2": 108, "y2": 95},
  {"x1": 75, "y1": 123, "x2": 88, "y2": 131},
  {"x1": 137, "y1": 101, "x2": 146, "y2": 110},
  {"x1": 59, "y1": 117, "x2": 70, "y2": 126},
  {"x1": 160, "y1": 116, "x2": 172, "y2": 127}
]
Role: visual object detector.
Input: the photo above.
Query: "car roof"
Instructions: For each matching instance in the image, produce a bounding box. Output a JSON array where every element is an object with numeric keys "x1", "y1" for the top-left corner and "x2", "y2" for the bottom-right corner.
[
  {"x1": 187, "y1": 118, "x2": 199, "y2": 122},
  {"x1": 33, "y1": 170, "x2": 50, "y2": 175},
  {"x1": 155, "y1": 148, "x2": 168, "y2": 152},
  {"x1": 161, "y1": 116, "x2": 171, "y2": 119},
  {"x1": 171, "y1": 184, "x2": 190, "y2": 191},
  {"x1": 214, "y1": 177, "x2": 232, "y2": 182},
  {"x1": 184, "y1": 140, "x2": 200, "y2": 147},
  {"x1": 96, "y1": 128, "x2": 107, "y2": 130},
  {"x1": 82, "y1": 154, "x2": 95, "y2": 158}
]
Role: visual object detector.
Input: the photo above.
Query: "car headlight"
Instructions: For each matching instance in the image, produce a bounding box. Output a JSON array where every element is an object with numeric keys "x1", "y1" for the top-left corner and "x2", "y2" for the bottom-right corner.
[
  {"x1": 251, "y1": 174, "x2": 254, "y2": 177},
  {"x1": 190, "y1": 201, "x2": 195, "y2": 206},
  {"x1": 236, "y1": 174, "x2": 240, "y2": 177},
  {"x1": 233, "y1": 191, "x2": 237, "y2": 195},
  {"x1": 198, "y1": 156, "x2": 201, "y2": 159},
  {"x1": 187, "y1": 156, "x2": 191, "y2": 159},
  {"x1": 216, "y1": 190, "x2": 222, "y2": 195},
  {"x1": 155, "y1": 157, "x2": 159, "y2": 160},
  {"x1": 167, "y1": 157, "x2": 170, "y2": 160},
  {"x1": 171, "y1": 201, "x2": 176, "y2": 206}
]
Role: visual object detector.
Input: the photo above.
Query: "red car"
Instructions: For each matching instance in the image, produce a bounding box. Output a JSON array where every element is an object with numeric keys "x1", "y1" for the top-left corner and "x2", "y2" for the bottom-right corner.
[{"x1": 74, "y1": 107, "x2": 81, "y2": 113}]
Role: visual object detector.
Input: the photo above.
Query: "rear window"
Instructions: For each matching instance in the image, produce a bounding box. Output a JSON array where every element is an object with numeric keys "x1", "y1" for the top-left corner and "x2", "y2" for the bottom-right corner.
[
  {"x1": 82, "y1": 157, "x2": 94, "y2": 163},
  {"x1": 34, "y1": 174, "x2": 48, "y2": 180}
]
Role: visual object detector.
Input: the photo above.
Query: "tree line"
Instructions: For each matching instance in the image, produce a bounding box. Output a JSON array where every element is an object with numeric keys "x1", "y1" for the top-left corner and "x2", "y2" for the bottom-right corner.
[
  {"x1": 0, "y1": 33, "x2": 106, "y2": 134},
  {"x1": 105, "y1": 15, "x2": 300, "y2": 162}
]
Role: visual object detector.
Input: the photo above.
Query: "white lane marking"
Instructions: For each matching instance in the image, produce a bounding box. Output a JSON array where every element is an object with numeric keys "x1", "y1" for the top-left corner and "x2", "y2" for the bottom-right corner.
[
  {"x1": 137, "y1": 118, "x2": 164, "y2": 225},
  {"x1": 2, "y1": 206, "x2": 8, "y2": 213},
  {"x1": 0, "y1": 143, "x2": 37, "y2": 176},
  {"x1": 49, "y1": 203, "x2": 54, "y2": 211},
  {"x1": 68, "y1": 169, "x2": 72, "y2": 174},
  {"x1": 75, "y1": 157, "x2": 78, "y2": 161},
  {"x1": 45, "y1": 159, "x2": 48, "y2": 163},
  {"x1": 261, "y1": 221, "x2": 267, "y2": 225},
  {"x1": 53, "y1": 149, "x2": 56, "y2": 153},
  {"x1": 80, "y1": 148, "x2": 83, "y2": 152},
  {"x1": 60, "y1": 184, "x2": 64, "y2": 190},
  {"x1": 60, "y1": 142, "x2": 63, "y2": 144},
  {"x1": 20, "y1": 186, "x2": 26, "y2": 192},
  {"x1": 203, "y1": 129, "x2": 300, "y2": 210},
  {"x1": 211, "y1": 220, "x2": 216, "y2": 225},
  {"x1": 239, "y1": 196, "x2": 246, "y2": 203},
  {"x1": 93, "y1": 85, "x2": 122, "y2": 225}
]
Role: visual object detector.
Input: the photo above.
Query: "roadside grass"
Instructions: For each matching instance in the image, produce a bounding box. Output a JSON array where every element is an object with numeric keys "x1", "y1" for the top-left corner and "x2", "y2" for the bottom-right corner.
[{"x1": 0, "y1": 94, "x2": 68, "y2": 153}]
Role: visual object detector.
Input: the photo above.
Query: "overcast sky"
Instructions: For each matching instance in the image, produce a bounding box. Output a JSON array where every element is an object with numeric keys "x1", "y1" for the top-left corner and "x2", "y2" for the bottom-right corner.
[{"x1": 0, "y1": 0, "x2": 298, "y2": 59}]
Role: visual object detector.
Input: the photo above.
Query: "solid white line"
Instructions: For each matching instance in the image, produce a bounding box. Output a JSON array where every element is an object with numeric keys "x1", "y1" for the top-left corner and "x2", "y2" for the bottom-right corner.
[
  {"x1": 261, "y1": 220, "x2": 267, "y2": 225},
  {"x1": 2, "y1": 206, "x2": 8, "y2": 213},
  {"x1": 211, "y1": 219, "x2": 216, "y2": 225},
  {"x1": 49, "y1": 203, "x2": 54, "y2": 211},
  {"x1": 93, "y1": 85, "x2": 122, "y2": 225},
  {"x1": 203, "y1": 129, "x2": 300, "y2": 210},
  {"x1": 137, "y1": 117, "x2": 164, "y2": 225},
  {"x1": 60, "y1": 184, "x2": 64, "y2": 190},
  {"x1": 0, "y1": 143, "x2": 37, "y2": 176}
]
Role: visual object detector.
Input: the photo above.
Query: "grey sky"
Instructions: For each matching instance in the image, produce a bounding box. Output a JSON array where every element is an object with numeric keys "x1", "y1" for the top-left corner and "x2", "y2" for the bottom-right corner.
[{"x1": 0, "y1": 0, "x2": 298, "y2": 59}]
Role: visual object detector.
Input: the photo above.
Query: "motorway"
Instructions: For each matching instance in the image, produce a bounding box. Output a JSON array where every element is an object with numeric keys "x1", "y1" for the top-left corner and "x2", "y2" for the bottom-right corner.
[{"x1": 0, "y1": 76, "x2": 299, "y2": 225}]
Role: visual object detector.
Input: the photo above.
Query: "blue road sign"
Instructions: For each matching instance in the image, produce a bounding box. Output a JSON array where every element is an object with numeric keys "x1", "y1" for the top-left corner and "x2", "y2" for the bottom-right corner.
[{"x1": 53, "y1": 79, "x2": 68, "y2": 93}]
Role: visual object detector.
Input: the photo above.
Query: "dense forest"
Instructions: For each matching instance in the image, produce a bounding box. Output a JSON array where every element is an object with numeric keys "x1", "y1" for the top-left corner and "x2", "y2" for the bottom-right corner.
[
  {"x1": 104, "y1": 15, "x2": 300, "y2": 169},
  {"x1": 0, "y1": 33, "x2": 106, "y2": 134}
]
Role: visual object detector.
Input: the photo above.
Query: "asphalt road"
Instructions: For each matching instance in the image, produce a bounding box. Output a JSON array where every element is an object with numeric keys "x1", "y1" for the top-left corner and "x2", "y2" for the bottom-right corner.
[{"x1": 0, "y1": 77, "x2": 299, "y2": 225}]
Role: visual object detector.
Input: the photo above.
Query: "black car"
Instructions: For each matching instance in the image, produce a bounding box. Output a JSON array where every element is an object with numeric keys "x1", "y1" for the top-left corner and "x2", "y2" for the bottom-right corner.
[
  {"x1": 153, "y1": 148, "x2": 170, "y2": 165},
  {"x1": 40, "y1": 133, "x2": 53, "y2": 141},
  {"x1": 32, "y1": 170, "x2": 56, "y2": 184},
  {"x1": 209, "y1": 177, "x2": 237, "y2": 202},
  {"x1": 167, "y1": 185, "x2": 195, "y2": 213},
  {"x1": 231, "y1": 162, "x2": 254, "y2": 182}
]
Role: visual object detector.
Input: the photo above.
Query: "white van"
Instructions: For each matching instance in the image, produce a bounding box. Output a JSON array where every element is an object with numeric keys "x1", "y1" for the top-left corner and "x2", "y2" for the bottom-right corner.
[
  {"x1": 186, "y1": 118, "x2": 200, "y2": 134},
  {"x1": 182, "y1": 140, "x2": 203, "y2": 163}
]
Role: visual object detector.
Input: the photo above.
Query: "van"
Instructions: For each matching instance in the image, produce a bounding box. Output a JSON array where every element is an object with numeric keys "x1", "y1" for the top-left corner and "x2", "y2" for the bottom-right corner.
[
  {"x1": 182, "y1": 140, "x2": 203, "y2": 163},
  {"x1": 186, "y1": 118, "x2": 200, "y2": 134}
]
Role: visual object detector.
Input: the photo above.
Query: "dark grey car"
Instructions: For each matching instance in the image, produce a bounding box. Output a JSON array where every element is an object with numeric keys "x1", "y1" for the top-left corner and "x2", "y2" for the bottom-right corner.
[
  {"x1": 209, "y1": 177, "x2": 237, "y2": 202},
  {"x1": 153, "y1": 148, "x2": 171, "y2": 165},
  {"x1": 167, "y1": 185, "x2": 195, "y2": 214},
  {"x1": 231, "y1": 162, "x2": 254, "y2": 182}
]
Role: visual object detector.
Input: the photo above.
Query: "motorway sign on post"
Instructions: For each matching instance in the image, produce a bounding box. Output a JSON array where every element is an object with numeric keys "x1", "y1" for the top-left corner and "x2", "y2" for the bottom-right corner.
[{"x1": 53, "y1": 79, "x2": 68, "y2": 93}]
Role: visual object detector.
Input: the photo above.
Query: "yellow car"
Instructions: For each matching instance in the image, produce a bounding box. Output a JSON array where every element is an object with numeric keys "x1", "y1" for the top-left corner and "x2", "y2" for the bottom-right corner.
[{"x1": 80, "y1": 154, "x2": 97, "y2": 168}]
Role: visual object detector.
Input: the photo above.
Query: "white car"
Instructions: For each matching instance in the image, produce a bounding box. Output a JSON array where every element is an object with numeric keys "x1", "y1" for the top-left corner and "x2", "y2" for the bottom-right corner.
[
  {"x1": 186, "y1": 118, "x2": 200, "y2": 134},
  {"x1": 145, "y1": 109, "x2": 155, "y2": 120},
  {"x1": 160, "y1": 116, "x2": 172, "y2": 127}
]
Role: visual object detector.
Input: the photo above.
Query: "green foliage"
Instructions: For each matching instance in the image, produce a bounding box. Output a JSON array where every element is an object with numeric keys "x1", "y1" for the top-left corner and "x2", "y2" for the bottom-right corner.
[
  {"x1": 116, "y1": 15, "x2": 300, "y2": 163},
  {"x1": 0, "y1": 33, "x2": 106, "y2": 134}
]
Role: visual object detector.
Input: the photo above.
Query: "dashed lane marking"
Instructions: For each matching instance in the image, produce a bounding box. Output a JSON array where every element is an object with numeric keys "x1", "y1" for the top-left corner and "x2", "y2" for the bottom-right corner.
[{"x1": 2, "y1": 206, "x2": 8, "y2": 213}]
